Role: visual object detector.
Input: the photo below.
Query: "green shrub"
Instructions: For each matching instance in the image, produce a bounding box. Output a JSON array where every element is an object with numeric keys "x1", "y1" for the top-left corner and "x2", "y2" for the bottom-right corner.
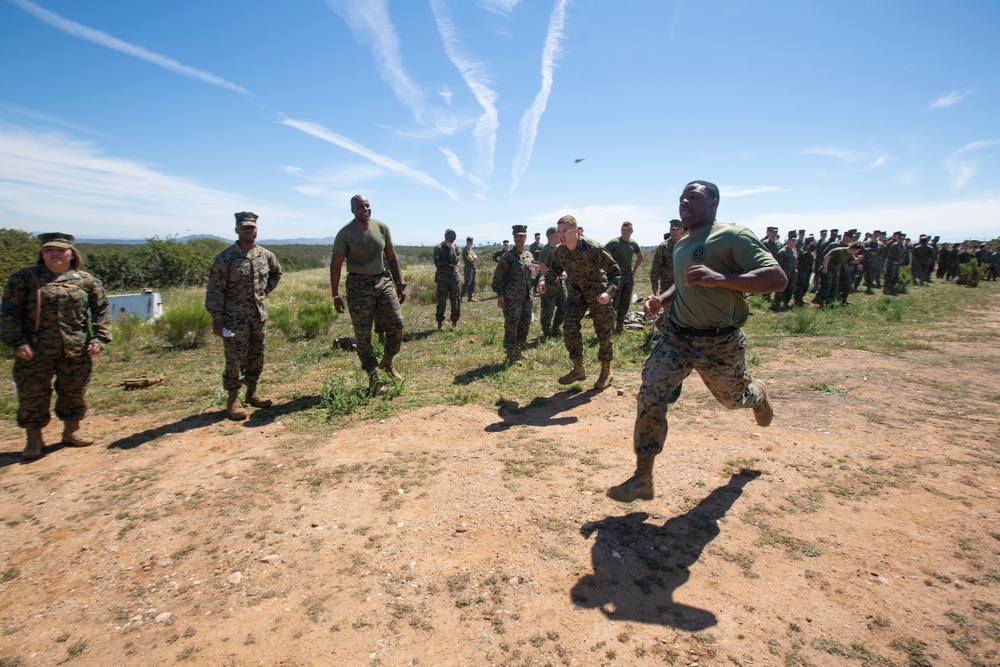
[
  {"x1": 111, "y1": 313, "x2": 148, "y2": 361},
  {"x1": 154, "y1": 302, "x2": 213, "y2": 348},
  {"x1": 748, "y1": 295, "x2": 768, "y2": 310},
  {"x1": 787, "y1": 306, "x2": 819, "y2": 334},
  {"x1": 321, "y1": 373, "x2": 367, "y2": 416},
  {"x1": 0, "y1": 228, "x2": 39, "y2": 287},
  {"x1": 297, "y1": 301, "x2": 336, "y2": 340},
  {"x1": 268, "y1": 305, "x2": 295, "y2": 337},
  {"x1": 895, "y1": 266, "x2": 912, "y2": 294},
  {"x1": 875, "y1": 297, "x2": 905, "y2": 323},
  {"x1": 958, "y1": 259, "x2": 982, "y2": 287}
]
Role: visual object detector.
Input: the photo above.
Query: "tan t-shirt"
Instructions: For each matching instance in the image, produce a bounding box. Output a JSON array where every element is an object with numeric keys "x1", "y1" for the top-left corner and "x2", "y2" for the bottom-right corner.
[
  {"x1": 669, "y1": 221, "x2": 776, "y2": 329},
  {"x1": 332, "y1": 219, "x2": 394, "y2": 275}
]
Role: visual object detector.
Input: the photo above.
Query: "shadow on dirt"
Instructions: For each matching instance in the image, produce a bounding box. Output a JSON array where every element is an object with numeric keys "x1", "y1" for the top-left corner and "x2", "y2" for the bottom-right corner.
[
  {"x1": 105, "y1": 412, "x2": 228, "y2": 450},
  {"x1": 484, "y1": 389, "x2": 594, "y2": 432},
  {"x1": 570, "y1": 470, "x2": 760, "y2": 630}
]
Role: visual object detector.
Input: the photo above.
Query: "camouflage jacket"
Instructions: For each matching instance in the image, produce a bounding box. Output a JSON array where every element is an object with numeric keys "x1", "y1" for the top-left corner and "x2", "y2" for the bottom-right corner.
[
  {"x1": 433, "y1": 241, "x2": 460, "y2": 280},
  {"x1": 884, "y1": 241, "x2": 906, "y2": 263},
  {"x1": 0, "y1": 264, "x2": 111, "y2": 358},
  {"x1": 775, "y1": 246, "x2": 798, "y2": 280},
  {"x1": 649, "y1": 239, "x2": 676, "y2": 294},
  {"x1": 796, "y1": 248, "x2": 815, "y2": 275},
  {"x1": 762, "y1": 237, "x2": 781, "y2": 259},
  {"x1": 205, "y1": 243, "x2": 282, "y2": 324},
  {"x1": 543, "y1": 237, "x2": 621, "y2": 298},
  {"x1": 492, "y1": 248, "x2": 535, "y2": 300}
]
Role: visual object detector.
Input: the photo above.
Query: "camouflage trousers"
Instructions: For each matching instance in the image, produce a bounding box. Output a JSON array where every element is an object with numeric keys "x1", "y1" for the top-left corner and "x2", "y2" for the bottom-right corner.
[
  {"x1": 818, "y1": 269, "x2": 842, "y2": 305},
  {"x1": 634, "y1": 320, "x2": 763, "y2": 457},
  {"x1": 564, "y1": 285, "x2": 615, "y2": 362},
  {"x1": 793, "y1": 270, "x2": 811, "y2": 304},
  {"x1": 912, "y1": 260, "x2": 932, "y2": 285},
  {"x1": 864, "y1": 260, "x2": 881, "y2": 289},
  {"x1": 776, "y1": 268, "x2": 796, "y2": 307},
  {"x1": 612, "y1": 271, "x2": 635, "y2": 325},
  {"x1": 462, "y1": 264, "x2": 476, "y2": 300},
  {"x1": 13, "y1": 354, "x2": 93, "y2": 429},
  {"x1": 501, "y1": 288, "x2": 533, "y2": 355},
  {"x1": 222, "y1": 317, "x2": 266, "y2": 391},
  {"x1": 435, "y1": 270, "x2": 461, "y2": 325},
  {"x1": 883, "y1": 261, "x2": 900, "y2": 295},
  {"x1": 346, "y1": 272, "x2": 404, "y2": 372},
  {"x1": 539, "y1": 279, "x2": 567, "y2": 335}
]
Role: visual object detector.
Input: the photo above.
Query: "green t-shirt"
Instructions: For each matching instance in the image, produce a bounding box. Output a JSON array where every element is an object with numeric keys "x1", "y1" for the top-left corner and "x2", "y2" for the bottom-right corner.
[
  {"x1": 332, "y1": 219, "x2": 394, "y2": 275},
  {"x1": 825, "y1": 247, "x2": 852, "y2": 270},
  {"x1": 669, "y1": 221, "x2": 777, "y2": 329},
  {"x1": 537, "y1": 244, "x2": 557, "y2": 270},
  {"x1": 605, "y1": 237, "x2": 641, "y2": 272}
]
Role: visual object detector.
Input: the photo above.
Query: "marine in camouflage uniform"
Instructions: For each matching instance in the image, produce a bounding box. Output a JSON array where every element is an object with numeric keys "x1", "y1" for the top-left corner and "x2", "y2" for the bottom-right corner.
[
  {"x1": 205, "y1": 212, "x2": 283, "y2": 419},
  {"x1": 772, "y1": 234, "x2": 798, "y2": 310},
  {"x1": 433, "y1": 230, "x2": 461, "y2": 329},
  {"x1": 461, "y1": 237, "x2": 477, "y2": 301},
  {"x1": 536, "y1": 227, "x2": 566, "y2": 338},
  {"x1": 862, "y1": 233, "x2": 884, "y2": 294},
  {"x1": 911, "y1": 236, "x2": 936, "y2": 286},
  {"x1": 649, "y1": 219, "x2": 685, "y2": 296},
  {"x1": 605, "y1": 221, "x2": 644, "y2": 333},
  {"x1": 539, "y1": 215, "x2": 621, "y2": 390},
  {"x1": 331, "y1": 195, "x2": 407, "y2": 391},
  {"x1": 883, "y1": 232, "x2": 906, "y2": 295},
  {"x1": 1, "y1": 232, "x2": 111, "y2": 459},
  {"x1": 492, "y1": 225, "x2": 534, "y2": 363},
  {"x1": 793, "y1": 240, "x2": 816, "y2": 307},
  {"x1": 606, "y1": 181, "x2": 783, "y2": 503}
]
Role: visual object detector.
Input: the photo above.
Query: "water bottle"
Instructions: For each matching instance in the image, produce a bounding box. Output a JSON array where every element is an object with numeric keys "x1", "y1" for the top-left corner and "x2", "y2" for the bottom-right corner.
[{"x1": 222, "y1": 327, "x2": 235, "y2": 338}]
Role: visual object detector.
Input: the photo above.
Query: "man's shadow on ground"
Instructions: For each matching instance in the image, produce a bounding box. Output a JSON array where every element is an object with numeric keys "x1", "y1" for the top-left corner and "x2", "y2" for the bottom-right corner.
[
  {"x1": 570, "y1": 470, "x2": 760, "y2": 630},
  {"x1": 484, "y1": 389, "x2": 594, "y2": 432}
]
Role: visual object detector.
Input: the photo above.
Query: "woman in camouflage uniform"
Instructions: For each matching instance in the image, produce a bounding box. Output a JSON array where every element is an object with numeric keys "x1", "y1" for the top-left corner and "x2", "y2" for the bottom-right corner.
[{"x1": 0, "y1": 233, "x2": 111, "y2": 460}]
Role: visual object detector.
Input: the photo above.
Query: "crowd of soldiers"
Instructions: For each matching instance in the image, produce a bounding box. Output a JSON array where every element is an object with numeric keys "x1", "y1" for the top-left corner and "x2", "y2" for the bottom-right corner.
[{"x1": 760, "y1": 227, "x2": 999, "y2": 310}]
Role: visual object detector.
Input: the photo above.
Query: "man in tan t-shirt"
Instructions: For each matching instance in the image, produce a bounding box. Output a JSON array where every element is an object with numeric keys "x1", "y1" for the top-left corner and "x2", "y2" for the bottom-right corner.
[{"x1": 330, "y1": 195, "x2": 407, "y2": 391}]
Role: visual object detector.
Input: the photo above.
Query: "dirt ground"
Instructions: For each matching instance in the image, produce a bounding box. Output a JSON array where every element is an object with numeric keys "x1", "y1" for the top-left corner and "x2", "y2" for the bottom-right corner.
[{"x1": 1, "y1": 304, "x2": 998, "y2": 666}]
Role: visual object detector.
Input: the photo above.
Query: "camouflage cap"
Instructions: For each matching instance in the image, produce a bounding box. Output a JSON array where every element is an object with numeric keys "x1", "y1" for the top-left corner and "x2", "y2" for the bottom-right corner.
[
  {"x1": 234, "y1": 211, "x2": 259, "y2": 227},
  {"x1": 38, "y1": 232, "x2": 75, "y2": 249},
  {"x1": 669, "y1": 219, "x2": 684, "y2": 229},
  {"x1": 512, "y1": 225, "x2": 527, "y2": 236}
]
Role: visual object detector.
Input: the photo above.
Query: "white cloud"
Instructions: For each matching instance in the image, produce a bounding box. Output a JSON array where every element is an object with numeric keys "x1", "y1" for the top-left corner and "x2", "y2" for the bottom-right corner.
[
  {"x1": 282, "y1": 117, "x2": 459, "y2": 201},
  {"x1": 944, "y1": 138, "x2": 1000, "y2": 189},
  {"x1": 476, "y1": 0, "x2": 522, "y2": 14},
  {"x1": 722, "y1": 185, "x2": 781, "y2": 198},
  {"x1": 742, "y1": 199, "x2": 1000, "y2": 243},
  {"x1": 431, "y1": 0, "x2": 499, "y2": 182},
  {"x1": 439, "y1": 86, "x2": 454, "y2": 105},
  {"x1": 0, "y1": 126, "x2": 301, "y2": 238},
  {"x1": 510, "y1": 0, "x2": 570, "y2": 193},
  {"x1": 325, "y1": 0, "x2": 457, "y2": 135},
  {"x1": 929, "y1": 89, "x2": 980, "y2": 109},
  {"x1": 802, "y1": 146, "x2": 889, "y2": 170},
  {"x1": 8, "y1": 0, "x2": 248, "y2": 94},
  {"x1": 439, "y1": 147, "x2": 465, "y2": 177}
]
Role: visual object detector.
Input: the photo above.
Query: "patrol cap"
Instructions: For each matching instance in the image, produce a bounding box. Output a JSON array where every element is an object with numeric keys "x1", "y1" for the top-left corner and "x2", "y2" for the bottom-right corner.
[
  {"x1": 787, "y1": 230, "x2": 797, "y2": 239},
  {"x1": 798, "y1": 229, "x2": 806, "y2": 235},
  {"x1": 669, "y1": 219, "x2": 684, "y2": 229},
  {"x1": 234, "y1": 211, "x2": 258, "y2": 227},
  {"x1": 767, "y1": 226, "x2": 778, "y2": 232},
  {"x1": 502, "y1": 240, "x2": 509, "y2": 244},
  {"x1": 512, "y1": 225, "x2": 527, "y2": 236},
  {"x1": 38, "y1": 232, "x2": 75, "y2": 249},
  {"x1": 534, "y1": 232, "x2": 541, "y2": 237},
  {"x1": 830, "y1": 228, "x2": 839, "y2": 234}
]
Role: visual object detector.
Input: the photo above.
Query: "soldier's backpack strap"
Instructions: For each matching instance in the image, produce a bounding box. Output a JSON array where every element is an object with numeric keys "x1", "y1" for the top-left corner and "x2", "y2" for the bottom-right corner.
[{"x1": 27, "y1": 265, "x2": 42, "y2": 341}]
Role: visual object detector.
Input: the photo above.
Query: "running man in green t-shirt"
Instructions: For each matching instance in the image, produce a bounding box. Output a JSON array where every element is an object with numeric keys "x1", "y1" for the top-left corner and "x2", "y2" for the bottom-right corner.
[{"x1": 607, "y1": 181, "x2": 788, "y2": 502}]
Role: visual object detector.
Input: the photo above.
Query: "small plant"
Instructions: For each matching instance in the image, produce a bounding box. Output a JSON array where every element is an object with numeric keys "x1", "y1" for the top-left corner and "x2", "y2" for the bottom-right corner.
[
  {"x1": 810, "y1": 383, "x2": 845, "y2": 396},
  {"x1": 321, "y1": 374, "x2": 366, "y2": 416},
  {"x1": 958, "y1": 258, "x2": 982, "y2": 287},
  {"x1": 268, "y1": 304, "x2": 295, "y2": 337},
  {"x1": 155, "y1": 302, "x2": 212, "y2": 349},
  {"x1": 297, "y1": 301, "x2": 336, "y2": 340},
  {"x1": 787, "y1": 305, "x2": 819, "y2": 334},
  {"x1": 895, "y1": 265, "x2": 912, "y2": 294},
  {"x1": 66, "y1": 641, "x2": 87, "y2": 658},
  {"x1": 0, "y1": 568, "x2": 19, "y2": 583}
]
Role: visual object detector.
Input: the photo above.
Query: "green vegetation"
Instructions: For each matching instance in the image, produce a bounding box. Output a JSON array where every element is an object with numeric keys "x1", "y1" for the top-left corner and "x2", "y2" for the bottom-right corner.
[{"x1": 0, "y1": 228, "x2": 38, "y2": 288}]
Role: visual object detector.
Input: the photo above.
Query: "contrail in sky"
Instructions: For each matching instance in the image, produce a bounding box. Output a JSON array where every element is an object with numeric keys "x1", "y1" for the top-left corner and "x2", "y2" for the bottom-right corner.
[
  {"x1": 282, "y1": 117, "x2": 460, "y2": 201},
  {"x1": 510, "y1": 0, "x2": 570, "y2": 193},
  {"x1": 431, "y1": 0, "x2": 499, "y2": 183},
  {"x1": 7, "y1": 0, "x2": 249, "y2": 94}
]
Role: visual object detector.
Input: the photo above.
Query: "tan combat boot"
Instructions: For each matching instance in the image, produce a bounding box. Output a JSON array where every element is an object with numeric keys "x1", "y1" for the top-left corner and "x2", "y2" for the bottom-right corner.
[
  {"x1": 22, "y1": 428, "x2": 44, "y2": 460},
  {"x1": 558, "y1": 358, "x2": 586, "y2": 385},
  {"x1": 378, "y1": 354, "x2": 403, "y2": 381},
  {"x1": 62, "y1": 421, "x2": 95, "y2": 447},
  {"x1": 226, "y1": 390, "x2": 248, "y2": 420},
  {"x1": 752, "y1": 379, "x2": 773, "y2": 427},
  {"x1": 245, "y1": 383, "x2": 272, "y2": 408},
  {"x1": 593, "y1": 360, "x2": 614, "y2": 390},
  {"x1": 606, "y1": 455, "x2": 656, "y2": 502}
]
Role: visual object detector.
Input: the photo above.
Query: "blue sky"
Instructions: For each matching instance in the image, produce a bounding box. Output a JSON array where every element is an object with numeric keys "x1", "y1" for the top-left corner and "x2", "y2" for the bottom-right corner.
[{"x1": 1, "y1": 0, "x2": 997, "y2": 246}]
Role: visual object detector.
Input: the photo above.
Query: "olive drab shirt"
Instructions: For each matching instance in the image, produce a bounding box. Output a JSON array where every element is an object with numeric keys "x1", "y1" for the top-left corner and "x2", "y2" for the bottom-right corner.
[
  {"x1": 543, "y1": 236, "x2": 621, "y2": 298},
  {"x1": 0, "y1": 265, "x2": 112, "y2": 358},
  {"x1": 205, "y1": 244, "x2": 282, "y2": 325}
]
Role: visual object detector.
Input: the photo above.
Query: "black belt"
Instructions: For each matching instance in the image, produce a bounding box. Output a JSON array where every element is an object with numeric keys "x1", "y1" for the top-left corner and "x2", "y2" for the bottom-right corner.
[{"x1": 675, "y1": 324, "x2": 738, "y2": 337}]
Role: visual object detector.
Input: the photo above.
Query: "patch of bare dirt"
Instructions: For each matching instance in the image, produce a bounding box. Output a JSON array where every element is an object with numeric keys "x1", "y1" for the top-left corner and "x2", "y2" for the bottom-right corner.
[{"x1": 1, "y1": 305, "x2": 999, "y2": 666}]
